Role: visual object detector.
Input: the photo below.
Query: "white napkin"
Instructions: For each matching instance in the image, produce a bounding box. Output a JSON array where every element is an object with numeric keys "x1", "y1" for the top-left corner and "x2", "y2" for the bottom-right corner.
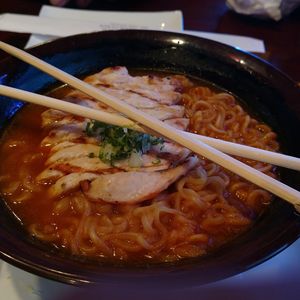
[
  {"x1": 0, "y1": 5, "x2": 265, "y2": 53},
  {"x1": 227, "y1": 0, "x2": 300, "y2": 20}
]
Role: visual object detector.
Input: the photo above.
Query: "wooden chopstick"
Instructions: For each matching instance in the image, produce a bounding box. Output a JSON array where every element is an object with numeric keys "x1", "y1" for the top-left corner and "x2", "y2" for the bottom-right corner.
[
  {"x1": 0, "y1": 84, "x2": 141, "y2": 131},
  {"x1": 0, "y1": 41, "x2": 299, "y2": 211},
  {"x1": 1, "y1": 84, "x2": 300, "y2": 172}
]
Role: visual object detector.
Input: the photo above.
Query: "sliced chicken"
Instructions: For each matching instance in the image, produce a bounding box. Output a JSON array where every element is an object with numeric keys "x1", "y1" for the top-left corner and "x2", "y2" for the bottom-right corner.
[
  {"x1": 42, "y1": 153, "x2": 170, "y2": 182},
  {"x1": 44, "y1": 116, "x2": 86, "y2": 130},
  {"x1": 85, "y1": 66, "x2": 187, "y2": 105},
  {"x1": 41, "y1": 124, "x2": 97, "y2": 147},
  {"x1": 49, "y1": 172, "x2": 100, "y2": 197},
  {"x1": 164, "y1": 118, "x2": 190, "y2": 130},
  {"x1": 65, "y1": 92, "x2": 116, "y2": 113},
  {"x1": 97, "y1": 86, "x2": 160, "y2": 109},
  {"x1": 163, "y1": 118, "x2": 189, "y2": 131},
  {"x1": 54, "y1": 157, "x2": 112, "y2": 172},
  {"x1": 85, "y1": 66, "x2": 130, "y2": 85},
  {"x1": 38, "y1": 160, "x2": 114, "y2": 182},
  {"x1": 151, "y1": 142, "x2": 191, "y2": 163},
  {"x1": 36, "y1": 168, "x2": 64, "y2": 182},
  {"x1": 66, "y1": 97, "x2": 103, "y2": 110},
  {"x1": 170, "y1": 75, "x2": 194, "y2": 90},
  {"x1": 46, "y1": 144, "x2": 100, "y2": 165},
  {"x1": 38, "y1": 67, "x2": 196, "y2": 203},
  {"x1": 51, "y1": 141, "x2": 77, "y2": 153},
  {"x1": 140, "y1": 105, "x2": 185, "y2": 120},
  {"x1": 84, "y1": 156, "x2": 198, "y2": 204},
  {"x1": 41, "y1": 109, "x2": 69, "y2": 128},
  {"x1": 113, "y1": 154, "x2": 170, "y2": 172}
]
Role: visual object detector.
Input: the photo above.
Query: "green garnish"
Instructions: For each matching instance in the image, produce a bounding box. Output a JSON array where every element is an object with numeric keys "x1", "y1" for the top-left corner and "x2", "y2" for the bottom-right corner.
[
  {"x1": 85, "y1": 121, "x2": 164, "y2": 164},
  {"x1": 151, "y1": 158, "x2": 161, "y2": 165}
]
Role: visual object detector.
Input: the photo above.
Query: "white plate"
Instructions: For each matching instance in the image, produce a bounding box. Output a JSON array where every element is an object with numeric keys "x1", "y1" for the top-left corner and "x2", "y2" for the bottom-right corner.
[{"x1": 24, "y1": 5, "x2": 182, "y2": 48}]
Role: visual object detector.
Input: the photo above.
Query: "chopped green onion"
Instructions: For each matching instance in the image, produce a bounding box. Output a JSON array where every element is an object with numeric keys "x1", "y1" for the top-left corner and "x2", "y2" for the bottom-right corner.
[
  {"x1": 151, "y1": 158, "x2": 161, "y2": 165},
  {"x1": 85, "y1": 121, "x2": 164, "y2": 164}
]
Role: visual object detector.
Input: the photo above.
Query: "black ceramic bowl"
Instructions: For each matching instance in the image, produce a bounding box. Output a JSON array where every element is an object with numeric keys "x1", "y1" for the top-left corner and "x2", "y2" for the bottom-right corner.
[{"x1": 0, "y1": 30, "x2": 300, "y2": 287}]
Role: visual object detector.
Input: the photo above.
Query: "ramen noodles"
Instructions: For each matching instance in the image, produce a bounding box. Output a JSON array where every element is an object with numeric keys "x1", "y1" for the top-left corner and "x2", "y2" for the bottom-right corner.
[{"x1": 0, "y1": 67, "x2": 279, "y2": 263}]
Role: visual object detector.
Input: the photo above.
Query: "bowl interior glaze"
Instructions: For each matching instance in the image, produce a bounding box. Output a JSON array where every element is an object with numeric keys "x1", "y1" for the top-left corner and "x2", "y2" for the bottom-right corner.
[{"x1": 0, "y1": 30, "x2": 300, "y2": 287}]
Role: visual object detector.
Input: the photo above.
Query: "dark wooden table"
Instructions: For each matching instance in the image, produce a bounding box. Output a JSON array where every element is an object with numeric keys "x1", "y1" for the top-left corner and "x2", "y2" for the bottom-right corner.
[{"x1": 1, "y1": 0, "x2": 300, "y2": 83}]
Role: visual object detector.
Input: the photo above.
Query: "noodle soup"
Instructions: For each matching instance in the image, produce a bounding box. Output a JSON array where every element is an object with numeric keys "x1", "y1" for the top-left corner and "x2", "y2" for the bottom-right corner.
[{"x1": 0, "y1": 67, "x2": 279, "y2": 263}]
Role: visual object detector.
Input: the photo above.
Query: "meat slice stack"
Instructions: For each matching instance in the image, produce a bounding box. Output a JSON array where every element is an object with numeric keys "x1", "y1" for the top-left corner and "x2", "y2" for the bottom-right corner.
[{"x1": 37, "y1": 67, "x2": 197, "y2": 204}]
